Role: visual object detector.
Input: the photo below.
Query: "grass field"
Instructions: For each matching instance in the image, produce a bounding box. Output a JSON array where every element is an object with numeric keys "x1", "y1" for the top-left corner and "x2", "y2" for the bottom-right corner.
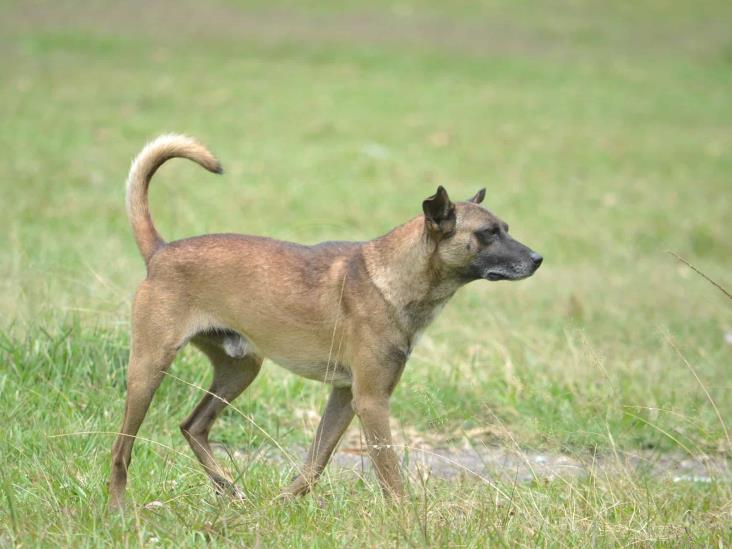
[{"x1": 1, "y1": 0, "x2": 731, "y2": 545}]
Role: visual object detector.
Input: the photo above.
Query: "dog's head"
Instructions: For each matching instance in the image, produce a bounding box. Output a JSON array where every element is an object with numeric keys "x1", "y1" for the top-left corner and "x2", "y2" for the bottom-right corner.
[{"x1": 422, "y1": 185, "x2": 542, "y2": 282}]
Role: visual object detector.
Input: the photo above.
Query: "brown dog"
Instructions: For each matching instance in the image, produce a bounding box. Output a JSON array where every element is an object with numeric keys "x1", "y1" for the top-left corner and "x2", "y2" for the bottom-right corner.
[{"x1": 108, "y1": 134, "x2": 542, "y2": 508}]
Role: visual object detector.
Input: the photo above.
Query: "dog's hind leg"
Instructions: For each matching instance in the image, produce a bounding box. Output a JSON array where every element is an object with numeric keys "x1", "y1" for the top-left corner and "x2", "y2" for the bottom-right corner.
[
  {"x1": 180, "y1": 335, "x2": 262, "y2": 497},
  {"x1": 282, "y1": 385, "x2": 355, "y2": 498},
  {"x1": 108, "y1": 350, "x2": 176, "y2": 510},
  {"x1": 109, "y1": 343, "x2": 176, "y2": 507},
  {"x1": 108, "y1": 290, "x2": 189, "y2": 510}
]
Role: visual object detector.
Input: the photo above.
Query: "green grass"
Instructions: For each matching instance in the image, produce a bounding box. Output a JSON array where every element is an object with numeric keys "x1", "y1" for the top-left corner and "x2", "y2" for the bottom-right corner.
[{"x1": 1, "y1": 0, "x2": 731, "y2": 545}]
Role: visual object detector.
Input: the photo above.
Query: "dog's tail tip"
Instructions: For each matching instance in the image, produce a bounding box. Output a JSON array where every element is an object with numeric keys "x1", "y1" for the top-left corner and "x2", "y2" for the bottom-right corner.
[
  {"x1": 139, "y1": 133, "x2": 223, "y2": 173},
  {"x1": 126, "y1": 133, "x2": 223, "y2": 265}
]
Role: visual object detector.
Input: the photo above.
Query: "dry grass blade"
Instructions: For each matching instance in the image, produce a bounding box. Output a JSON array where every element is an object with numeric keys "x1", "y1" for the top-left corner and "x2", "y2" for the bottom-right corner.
[
  {"x1": 664, "y1": 334, "x2": 732, "y2": 453},
  {"x1": 669, "y1": 251, "x2": 732, "y2": 301}
]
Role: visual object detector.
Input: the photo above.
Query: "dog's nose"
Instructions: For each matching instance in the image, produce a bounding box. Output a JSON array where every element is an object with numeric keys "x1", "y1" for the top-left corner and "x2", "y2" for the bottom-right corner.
[{"x1": 530, "y1": 251, "x2": 543, "y2": 268}]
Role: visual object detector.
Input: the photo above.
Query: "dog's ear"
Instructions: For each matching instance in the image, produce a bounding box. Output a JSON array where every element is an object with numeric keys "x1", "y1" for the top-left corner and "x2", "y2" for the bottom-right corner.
[
  {"x1": 467, "y1": 188, "x2": 486, "y2": 204},
  {"x1": 423, "y1": 185, "x2": 456, "y2": 236}
]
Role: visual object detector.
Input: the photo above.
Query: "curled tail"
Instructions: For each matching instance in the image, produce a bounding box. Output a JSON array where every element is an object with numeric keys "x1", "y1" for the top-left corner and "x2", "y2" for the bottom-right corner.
[{"x1": 125, "y1": 134, "x2": 223, "y2": 265}]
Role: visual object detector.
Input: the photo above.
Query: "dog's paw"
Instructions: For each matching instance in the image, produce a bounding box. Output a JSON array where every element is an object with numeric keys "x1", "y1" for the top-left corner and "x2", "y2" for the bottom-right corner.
[
  {"x1": 213, "y1": 478, "x2": 248, "y2": 502},
  {"x1": 279, "y1": 473, "x2": 320, "y2": 501}
]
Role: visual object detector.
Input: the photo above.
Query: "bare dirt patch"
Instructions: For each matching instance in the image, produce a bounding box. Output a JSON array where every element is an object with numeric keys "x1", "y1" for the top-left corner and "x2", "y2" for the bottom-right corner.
[
  {"x1": 213, "y1": 411, "x2": 731, "y2": 485},
  {"x1": 213, "y1": 441, "x2": 731, "y2": 485}
]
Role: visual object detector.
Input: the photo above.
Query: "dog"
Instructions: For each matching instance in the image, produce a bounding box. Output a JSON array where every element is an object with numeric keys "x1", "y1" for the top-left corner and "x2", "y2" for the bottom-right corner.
[{"x1": 108, "y1": 134, "x2": 542, "y2": 508}]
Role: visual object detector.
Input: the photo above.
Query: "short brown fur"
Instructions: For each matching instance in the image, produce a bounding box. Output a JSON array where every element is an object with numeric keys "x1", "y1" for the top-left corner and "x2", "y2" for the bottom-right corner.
[{"x1": 108, "y1": 134, "x2": 542, "y2": 508}]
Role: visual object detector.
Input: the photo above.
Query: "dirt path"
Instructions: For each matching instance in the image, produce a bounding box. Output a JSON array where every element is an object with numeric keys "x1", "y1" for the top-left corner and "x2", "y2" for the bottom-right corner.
[{"x1": 214, "y1": 442, "x2": 731, "y2": 484}]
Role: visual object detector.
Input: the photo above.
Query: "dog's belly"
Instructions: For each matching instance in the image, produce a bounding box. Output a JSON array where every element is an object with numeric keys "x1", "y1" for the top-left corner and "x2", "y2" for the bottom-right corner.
[
  {"x1": 210, "y1": 328, "x2": 353, "y2": 387},
  {"x1": 270, "y1": 356, "x2": 353, "y2": 388}
]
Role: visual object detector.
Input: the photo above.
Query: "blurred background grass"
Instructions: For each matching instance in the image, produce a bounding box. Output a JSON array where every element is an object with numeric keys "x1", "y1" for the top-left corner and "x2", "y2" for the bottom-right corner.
[{"x1": 1, "y1": 0, "x2": 731, "y2": 544}]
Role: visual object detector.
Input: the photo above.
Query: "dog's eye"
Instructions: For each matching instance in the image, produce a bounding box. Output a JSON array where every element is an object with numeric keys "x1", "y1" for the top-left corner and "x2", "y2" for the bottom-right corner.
[{"x1": 475, "y1": 228, "x2": 497, "y2": 245}]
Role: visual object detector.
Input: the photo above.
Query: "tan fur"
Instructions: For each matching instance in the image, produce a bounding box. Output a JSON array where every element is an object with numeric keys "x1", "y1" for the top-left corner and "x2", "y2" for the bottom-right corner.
[
  {"x1": 108, "y1": 134, "x2": 542, "y2": 509},
  {"x1": 126, "y1": 134, "x2": 222, "y2": 264}
]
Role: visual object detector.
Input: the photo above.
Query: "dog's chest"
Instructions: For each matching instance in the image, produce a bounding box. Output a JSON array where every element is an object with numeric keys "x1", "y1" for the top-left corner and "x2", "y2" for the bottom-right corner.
[{"x1": 401, "y1": 298, "x2": 448, "y2": 353}]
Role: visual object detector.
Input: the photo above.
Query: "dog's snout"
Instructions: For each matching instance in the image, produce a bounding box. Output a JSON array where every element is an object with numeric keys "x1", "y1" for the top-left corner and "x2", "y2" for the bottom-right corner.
[{"x1": 530, "y1": 251, "x2": 543, "y2": 268}]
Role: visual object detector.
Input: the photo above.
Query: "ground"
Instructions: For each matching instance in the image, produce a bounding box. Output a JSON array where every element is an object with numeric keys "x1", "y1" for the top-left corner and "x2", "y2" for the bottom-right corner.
[{"x1": 1, "y1": 0, "x2": 731, "y2": 546}]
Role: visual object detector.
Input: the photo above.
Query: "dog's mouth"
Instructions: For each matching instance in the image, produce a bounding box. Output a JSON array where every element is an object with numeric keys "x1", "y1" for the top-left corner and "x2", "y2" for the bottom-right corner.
[{"x1": 483, "y1": 267, "x2": 537, "y2": 282}]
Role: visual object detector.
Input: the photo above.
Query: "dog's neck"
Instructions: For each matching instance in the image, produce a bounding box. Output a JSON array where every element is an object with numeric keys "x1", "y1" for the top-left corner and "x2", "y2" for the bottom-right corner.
[{"x1": 363, "y1": 216, "x2": 462, "y2": 337}]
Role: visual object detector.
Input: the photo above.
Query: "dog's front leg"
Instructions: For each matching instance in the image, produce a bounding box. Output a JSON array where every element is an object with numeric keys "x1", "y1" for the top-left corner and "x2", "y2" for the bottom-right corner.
[{"x1": 351, "y1": 356, "x2": 405, "y2": 499}]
